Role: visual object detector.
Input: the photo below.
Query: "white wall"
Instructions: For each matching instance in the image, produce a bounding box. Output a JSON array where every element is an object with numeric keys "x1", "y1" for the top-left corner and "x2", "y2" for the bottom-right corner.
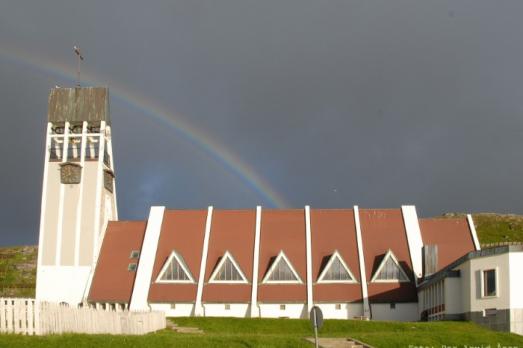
[
  {"x1": 316, "y1": 303, "x2": 363, "y2": 320},
  {"x1": 258, "y1": 304, "x2": 306, "y2": 319},
  {"x1": 468, "y1": 253, "x2": 510, "y2": 312},
  {"x1": 371, "y1": 303, "x2": 419, "y2": 321},
  {"x1": 150, "y1": 303, "x2": 194, "y2": 317},
  {"x1": 444, "y1": 277, "x2": 463, "y2": 315},
  {"x1": 203, "y1": 304, "x2": 250, "y2": 318},
  {"x1": 509, "y1": 252, "x2": 523, "y2": 309},
  {"x1": 36, "y1": 266, "x2": 91, "y2": 305}
]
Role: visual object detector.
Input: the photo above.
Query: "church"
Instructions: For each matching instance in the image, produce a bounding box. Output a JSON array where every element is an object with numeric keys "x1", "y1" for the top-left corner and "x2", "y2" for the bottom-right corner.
[{"x1": 35, "y1": 87, "x2": 523, "y2": 334}]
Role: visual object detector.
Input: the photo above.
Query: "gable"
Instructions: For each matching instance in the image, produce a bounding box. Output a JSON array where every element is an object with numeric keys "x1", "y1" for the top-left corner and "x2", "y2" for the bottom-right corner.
[
  {"x1": 263, "y1": 251, "x2": 302, "y2": 283},
  {"x1": 156, "y1": 250, "x2": 194, "y2": 283},
  {"x1": 371, "y1": 250, "x2": 409, "y2": 282},
  {"x1": 209, "y1": 251, "x2": 248, "y2": 283},
  {"x1": 318, "y1": 251, "x2": 357, "y2": 283}
]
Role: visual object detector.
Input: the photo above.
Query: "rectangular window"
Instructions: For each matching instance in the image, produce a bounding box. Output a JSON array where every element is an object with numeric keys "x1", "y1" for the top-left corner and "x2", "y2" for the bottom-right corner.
[
  {"x1": 128, "y1": 263, "x2": 137, "y2": 272},
  {"x1": 335, "y1": 304, "x2": 342, "y2": 310},
  {"x1": 129, "y1": 250, "x2": 140, "y2": 259},
  {"x1": 225, "y1": 304, "x2": 231, "y2": 310},
  {"x1": 280, "y1": 304, "x2": 286, "y2": 310},
  {"x1": 483, "y1": 269, "x2": 497, "y2": 297},
  {"x1": 170, "y1": 303, "x2": 176, "y2": 309},
  {"x1": 390, "y1": 303, "x2": 396, "y2": 309}
]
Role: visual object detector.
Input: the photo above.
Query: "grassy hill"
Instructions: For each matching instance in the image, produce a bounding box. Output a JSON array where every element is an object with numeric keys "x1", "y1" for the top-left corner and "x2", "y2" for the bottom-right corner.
[
  {"x1": 0, "y1": 213, "x2": 521, "y2": 298},
  {"x1": 444, "y1": 212, "x2": 523, "y2": 245},
  {"x1": 0, "y1": 245, "x2": 36, "y2": 297}
]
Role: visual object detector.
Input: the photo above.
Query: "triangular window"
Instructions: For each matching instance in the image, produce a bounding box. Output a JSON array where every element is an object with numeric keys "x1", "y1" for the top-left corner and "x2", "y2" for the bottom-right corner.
[
  {"x1": 371, "y1": 250, "x2": 409, "y2": 283},
  {"x1": 262, "y1": 251, "x2": 302, "y2": 284},
  {"x1": 317, "y1": 251, "x2": 357, "y2": 283},
  {"x1": 209, "y1": 251, "x2": 248, "y2": 283},
  {"x1": 156, "y1": 250, "x2": 195, "y2": 283}
]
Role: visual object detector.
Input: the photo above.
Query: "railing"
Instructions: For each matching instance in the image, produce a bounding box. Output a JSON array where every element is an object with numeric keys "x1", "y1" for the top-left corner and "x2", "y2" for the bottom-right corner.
[{"x1": 0, "y1": 298, "x2": 165, "y2": 335}]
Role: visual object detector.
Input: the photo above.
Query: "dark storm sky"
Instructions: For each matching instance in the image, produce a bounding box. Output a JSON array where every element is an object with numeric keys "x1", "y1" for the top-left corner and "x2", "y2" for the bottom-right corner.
[{"x1": 1, "y1": 1, "x2": 523, "y2": 246}]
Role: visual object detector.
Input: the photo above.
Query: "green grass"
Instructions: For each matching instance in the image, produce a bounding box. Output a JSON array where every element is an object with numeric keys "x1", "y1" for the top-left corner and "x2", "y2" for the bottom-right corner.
[
  {"x1": 443, "y1": 213, "x2": 523, "y2": 245},
  {"x1": 1, "y1": 318, "x2": 523, "y2": 347},
  {"x1": 0, "y1": 246, "x2": 36, "y2": 297},
  {"x1": 472, "y1": 213, "x2": 523, "y2": 244}
]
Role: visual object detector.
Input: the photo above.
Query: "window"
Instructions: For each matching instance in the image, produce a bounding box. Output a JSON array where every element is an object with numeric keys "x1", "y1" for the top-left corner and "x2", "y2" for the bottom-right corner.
[
  {"x1": 335, "y1": 304, "x2": 342, "y2": 310},
  {"x1": 128, "y1": 263, "x2": 137, "y2": 272},
  {"x1": 129, "y1": 250, "x2": 140, "y2": 259},
  {"x1": 317, "y1": 251, "x2": 357, "y2": 283},
  {"x1": 225, "y1": 304, "x2": 231, "y2": 310},
  {"x1": 103, "y1": 170, "x2": 114, "y2": 192},
  {"x1": 209, "y1": 251, "x2": 248, "y2": 283},
  {"x1": 170, "y1": 303, "x2": 176, "y2": 309},
  {"x1": 483, "y1": 269, "x2": 497, "y2": 297},
  {"x1": 156, "y1": 251, "x2": 195, "y2": 283},
  {"x1": 262, "y1": 251, "x2": 302, "y2": 284},
  {"x1": 280, "y1": 304, "x2": 286, "y2": 310},
  {"x1": 371, "y1": 250, "x2": 409, "y2": 283},
  {"x1": 390, "y1": 303, "x2": 396, "y2": 309}
]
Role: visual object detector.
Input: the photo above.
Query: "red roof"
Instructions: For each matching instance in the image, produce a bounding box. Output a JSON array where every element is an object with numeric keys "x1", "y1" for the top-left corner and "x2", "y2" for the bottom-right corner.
[
  {"x1": 202, "y1": 210, "x2": 256, "y2": 303},
  {"x1": 419, "y1": 217, "x2": 475, "y2": 271},
  {"x1": 148, "y1": 210, "x2": 207, "y2": 303},
  {"x1": 90, "y1": 208, "x2": 477, "y2": 306},
  {"x1": 88, "y1": 221, "x2": 146, "y2": 303},
  {"x1": 257, "y1": 210, "x2": 307, "y2": 302},
  {"x1": 311, "y1": 209, "x2": 362, "y2": 302},
  {"x1": 359, "y1": 209, "x2": 418, "y2": 303}
]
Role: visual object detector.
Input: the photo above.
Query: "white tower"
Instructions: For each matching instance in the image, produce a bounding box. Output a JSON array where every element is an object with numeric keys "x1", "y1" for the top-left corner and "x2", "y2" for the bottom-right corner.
[{"x1": 36, "y1": 87, "x2": 118, "y2": 305}]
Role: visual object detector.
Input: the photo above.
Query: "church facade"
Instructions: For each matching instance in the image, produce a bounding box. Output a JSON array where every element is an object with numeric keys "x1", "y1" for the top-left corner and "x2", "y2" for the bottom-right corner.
[{"x1": 35, "y1": 87, "x2": 523, "y2": 334}]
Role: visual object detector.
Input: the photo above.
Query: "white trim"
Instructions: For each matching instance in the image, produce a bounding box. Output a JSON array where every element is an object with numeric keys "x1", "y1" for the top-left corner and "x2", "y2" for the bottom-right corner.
[
  {"x1": 353, "y1": 206, "x2": 370, "y2": 318},
  {"x1": 92, "y1": 121, "x2": 106, "y2": 262},
  {"x1": 304, "y1": 205, "x2": 313, "y2": 312},
  {"x1": 73, "y1": 121, "x2": 88, "y2": 266},
  {"x1": 208, "y1": 251, "x2": 248, "y2": 284},
  {"x1": 195, "y1": 206, "x2": 213, "y2": 316},
  {"x1": 55, "y1": 121, "x2": 70, "y2": 265},
  {"x1": 250, "y1": 206, "x2": 262, "y2": 318},
  {"x1": 105, "y1": 125, "x2": 118, "y2": 220},
  {"x1": 129, "y1": 206, "x2": 165, "y2": 311},
  {"x1": 262, "y1": 250, "x2": 303, "y2": 284},
  {"x1": 317, "y1": 250, "x2": 358, "y2": 284},
  {"x1": 155, "y1": 250, "x2": 195, "y2": 284},
  {"x1": 467, "y1": 214, "x2": 481, "y2": 251},
  {"x1": 37, "y1": 123, "x2": 52, "y2": 268},
  {"x1": 370, "y1": 249, "x2": 410, "y2": 283},
  {"x1": 81, "y1": 122, "x2": 107, "y2": 301},
  {"x1": 401, "y1": 205, "x2": 423, "y2": 280}
]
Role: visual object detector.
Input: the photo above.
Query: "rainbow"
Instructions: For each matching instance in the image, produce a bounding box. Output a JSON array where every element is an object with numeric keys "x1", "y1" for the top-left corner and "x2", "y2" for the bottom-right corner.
[{"x1": 0, "y1": 45, "x2": 288, "y2": 208}]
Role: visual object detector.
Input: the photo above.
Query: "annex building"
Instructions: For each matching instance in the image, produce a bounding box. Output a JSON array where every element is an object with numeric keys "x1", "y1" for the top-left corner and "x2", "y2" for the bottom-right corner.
[{"x1": 35, "y1": 87, "x2": 523, "y2": 335}]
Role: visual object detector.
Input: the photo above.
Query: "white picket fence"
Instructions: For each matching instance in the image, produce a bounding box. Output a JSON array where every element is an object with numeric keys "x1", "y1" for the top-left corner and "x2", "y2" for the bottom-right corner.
[{"x1": 0, "y1": 298, "x2": 165, "y2": 335}]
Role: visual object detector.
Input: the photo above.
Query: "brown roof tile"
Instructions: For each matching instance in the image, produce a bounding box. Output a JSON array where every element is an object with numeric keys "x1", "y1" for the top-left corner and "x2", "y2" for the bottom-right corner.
[
  {"x1": 148, "y1": 210, "x2": 207, "y2": 303},
  {"x1": 257, "y1": 210, "x2": 307, "y2": 302},
  {"x1": 311, "y1": 209, "x2": 363, "y2": 302},
  {"x1": 359, "y1": 209, "x2": 417, "y2": 303},
  {"x1": 88, "y1": 221, "x2": 146, "y2": 303},
  {"x1": 202, "y1": 210, "x2": 256, "y2": 302},
  {"x1": 419, "y1": 217, "x2": 475, "y2": 272}
]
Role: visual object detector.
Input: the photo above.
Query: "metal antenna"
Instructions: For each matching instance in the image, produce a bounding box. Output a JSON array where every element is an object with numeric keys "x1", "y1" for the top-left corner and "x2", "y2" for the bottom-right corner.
[{"x1": 73, "y1": 46, "x2": 84, "y2": 87}]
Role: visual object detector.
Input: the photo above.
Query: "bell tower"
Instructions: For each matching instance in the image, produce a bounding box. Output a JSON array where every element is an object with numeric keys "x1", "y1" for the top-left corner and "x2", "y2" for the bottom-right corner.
[{"x1": 36, "y1": 87, "x2": 118, "y2": 305}]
